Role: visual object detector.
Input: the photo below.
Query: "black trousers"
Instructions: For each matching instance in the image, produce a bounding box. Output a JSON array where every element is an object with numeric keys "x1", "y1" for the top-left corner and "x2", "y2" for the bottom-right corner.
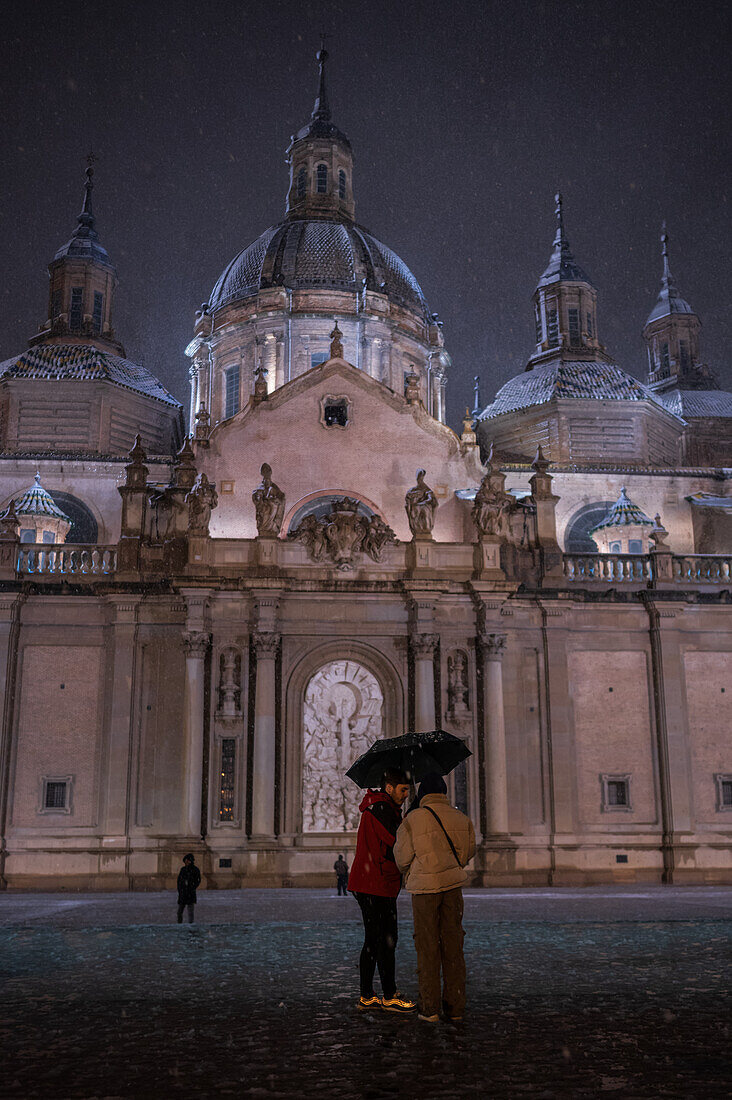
[
  {"x1": 337, "y1": 875, "x2": 349, "y2": 896},
  {"x1": 177, "y1": 902, "x2": 195, "y2": 923},
  {"x1": 353, "y1": 892, "x2": 398, "y2": 999}
]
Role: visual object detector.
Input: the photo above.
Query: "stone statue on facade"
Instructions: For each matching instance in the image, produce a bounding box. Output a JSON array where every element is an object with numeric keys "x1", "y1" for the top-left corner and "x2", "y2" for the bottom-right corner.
[
  {"x1": 447, "y1": 650, "x2": 470, "y2": 717},
  {"x1": 252, "y1": 463, "x2": 285, "y2": 537},
  {"x1": 472, "y1": 473, "x2": 516, "y2": 538},
  {"x1": 147, "y1": 488, "x2": 183, "y2": 542},
  {"x1": 329, "y1": 322, "x2": 344, "y2": 360},
  {"x1": 405, "y1": 469, "x2": 437, "y2": 536},
  {"x1": 0, "y1": 499, "x2": 20, "y2": 540},
  {"x1": 185, "y1": 472, "x2": 218, "y2": 535}
]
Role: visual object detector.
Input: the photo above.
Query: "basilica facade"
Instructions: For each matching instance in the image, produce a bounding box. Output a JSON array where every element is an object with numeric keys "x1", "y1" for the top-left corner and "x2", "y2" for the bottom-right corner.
[{"x1": 0, "y1": 50, "x2": 730, "y2": 890}]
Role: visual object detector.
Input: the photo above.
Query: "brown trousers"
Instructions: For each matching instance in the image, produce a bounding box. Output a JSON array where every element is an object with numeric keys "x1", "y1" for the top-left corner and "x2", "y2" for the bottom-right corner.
[{"x1": 411, "y1": 887, "x2": 466, "y2": 1017}]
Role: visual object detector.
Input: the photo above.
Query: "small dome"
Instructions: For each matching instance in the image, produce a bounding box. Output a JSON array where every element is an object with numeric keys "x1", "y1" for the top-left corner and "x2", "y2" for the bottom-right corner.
[
  {"x1": 478, "y1": 360, "x2": 668, "y2": 420},
  {"x1": 645, "y1": 288, "x2": 696, "y2": 325},
  {"x1": 589, "y1": 488, "x2": 653, "y2": 534},
  {"x1": 209, "y1": 219, "x2": 430, "y2": 318},
  {"x1": 14, "y1": 473, "x2": 71, "y2": 522},
  {"x1": 0, "y1": 345, "x2": 180, "y2": 407}
]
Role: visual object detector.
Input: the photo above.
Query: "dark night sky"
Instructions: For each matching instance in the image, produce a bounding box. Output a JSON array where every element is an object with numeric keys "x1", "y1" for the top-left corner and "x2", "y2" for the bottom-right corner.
[{"x1": 1, "y1": 0, "x2": 730, "y2": 430}]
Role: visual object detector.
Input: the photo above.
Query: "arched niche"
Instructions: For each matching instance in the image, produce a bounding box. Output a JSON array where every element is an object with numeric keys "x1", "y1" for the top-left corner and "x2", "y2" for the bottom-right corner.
[
  {"x1": 282, "y1": 640, "x2": 405, "y2": 838},
  {"x1": 564, "y1": 500, "x2": 615, "y2": 553}
]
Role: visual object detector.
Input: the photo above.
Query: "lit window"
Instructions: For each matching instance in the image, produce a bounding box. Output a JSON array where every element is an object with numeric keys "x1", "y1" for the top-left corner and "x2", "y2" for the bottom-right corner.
[
  {"x1": 219, "y1": 740, "x2": 236, "y2": 822},
  {"x1": 224, "y1": 365, "x2": 240, "y2": 419},
  {"x1": 69, "y1": 287, "x2": 83, "y2": 331},
  {"x1": 316, "y1": 164, "x2": 328, "y2": 193},
  {"x1": 311, "y1": 352, "x2": 330, "y2": 369},
  {"x1": 297, "y1": 167, "x2": 306, "y2": 199},
  {"x1": 568, "y1": 307, "x2": 581, "y2": 346},
  {"x1": 547, "y1": 308, "x2": 559, "y2": 347},
  {"x1": 323, "y1": 398, "x2": 349, "y2": 427},
  {"x1": 338, "y1": 169, "x2": 346, "y2": 199},
  {"x1": 601, "y1": 774, "x2": 632, "y2": 812},
  {"x1": 92, "y1": 291, "x2": 103, "y2": 333}
]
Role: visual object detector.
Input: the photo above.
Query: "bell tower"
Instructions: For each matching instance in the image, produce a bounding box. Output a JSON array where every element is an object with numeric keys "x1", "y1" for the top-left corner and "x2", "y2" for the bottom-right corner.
[
  {"x1": 644, "y1": 227, "x2": 710, "y2": 391},
  {"x1": 285, "y1": 43, "x2": 355, "y2": 224},
  {"x1": 29, "y1": 156, "x2": 124, "y2": 356}
]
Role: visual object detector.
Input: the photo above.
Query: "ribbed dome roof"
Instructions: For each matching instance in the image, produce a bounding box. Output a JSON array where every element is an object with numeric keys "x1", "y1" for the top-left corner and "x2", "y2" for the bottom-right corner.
[
  {"x1": 589, "y1": 487, "x2": 653, "y2": 533},
  {"x1": 14, "y1": 473, "x2": 71, "y2": 522},
  {"x1": 209, "y1": 219, "x2": 430, "y2": 318}
]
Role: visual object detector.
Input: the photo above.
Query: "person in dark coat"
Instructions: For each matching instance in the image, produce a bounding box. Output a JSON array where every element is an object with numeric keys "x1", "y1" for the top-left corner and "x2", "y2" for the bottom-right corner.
[
  {"x1": 176, "y1": 853, "x2": 201, "y2": 923},
  {"x1": 334, "y1": 854, "x2": 349, "y2": 896},
  {"x1": 348, "y1": 767, "x2": 417, "y2": 1013}
]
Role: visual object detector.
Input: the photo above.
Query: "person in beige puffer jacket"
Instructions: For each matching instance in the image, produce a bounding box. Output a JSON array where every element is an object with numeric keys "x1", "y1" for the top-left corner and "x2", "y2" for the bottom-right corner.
[{"x1": 393, "y1": 772, "x2": 476, "y2": 1023}]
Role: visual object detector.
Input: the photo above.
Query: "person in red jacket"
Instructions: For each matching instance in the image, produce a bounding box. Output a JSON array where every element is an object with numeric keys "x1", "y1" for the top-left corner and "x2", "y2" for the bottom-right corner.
[{"x1": 348, "y1": 767, "x2": 417, "y2": 1013}]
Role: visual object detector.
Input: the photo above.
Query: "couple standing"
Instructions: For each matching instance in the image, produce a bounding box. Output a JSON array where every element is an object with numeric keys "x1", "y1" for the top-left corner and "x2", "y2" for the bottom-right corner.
[{"x1": 348, "y1": 767, "x2": 476, "y2": 1023}]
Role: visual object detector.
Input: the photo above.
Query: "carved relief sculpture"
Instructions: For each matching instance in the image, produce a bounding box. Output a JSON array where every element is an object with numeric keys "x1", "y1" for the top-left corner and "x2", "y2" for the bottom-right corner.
[
  {"x1": 302, "y1": 660, "x2": 384, "y2": 832},
  {"x1": 182, "y1": 630, "x2": 211, "y2": 659},
  {"x1": 290, "y1": 499, "x2": 396, "y2": 570},
  {"x1": 405, "y1": 469, "x2": 437, "y2": 537},
  {"x1": 218, "y1": 646, "x2": 241, "y2": 717},
  {"x1": 447, "y1": 649, "x2": 470, "y2": 716},
  {"x1": 252, "y1": 463, "x2": 285, "y2": 537},
  {"x1": 185, "y1": 472, "x2": 218, "y2": 535}
]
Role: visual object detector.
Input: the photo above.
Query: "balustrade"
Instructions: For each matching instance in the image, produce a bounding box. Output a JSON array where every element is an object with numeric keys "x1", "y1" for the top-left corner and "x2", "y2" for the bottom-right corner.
[
  {"x1": 16, "y1": 544, "x2": 117, "y2": 576},
  {"x1": 564, "y1": 552, "x2": 732, "y2": 586}
]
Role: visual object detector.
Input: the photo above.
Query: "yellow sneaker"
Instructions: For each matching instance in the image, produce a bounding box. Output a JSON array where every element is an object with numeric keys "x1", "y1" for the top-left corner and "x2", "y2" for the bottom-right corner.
[
  {"x1": 358, "y1": 995, "x2": 381, "y2": 1011},
  {"x1": 381, "y1": 994, "x2": 417, "y2": 1013}
]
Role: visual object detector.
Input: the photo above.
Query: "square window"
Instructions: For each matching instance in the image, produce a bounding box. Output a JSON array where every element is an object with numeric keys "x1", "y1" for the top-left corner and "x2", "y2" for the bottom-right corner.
[
  {"x1": 628, "y1": 539, "x2": 643, "y2": 554},
  {"x1": 324, "y1": 398, "x2": 348, "y2": 427},
  {"x1": 601, "y1": 774, "x2": 632, "y2": 812},
  {"x1": 41, "y1": 776, "x2": 73, "y2": 814},
  {"x1": 715, "y1": 774, "x2": 732, "y2": 811}
]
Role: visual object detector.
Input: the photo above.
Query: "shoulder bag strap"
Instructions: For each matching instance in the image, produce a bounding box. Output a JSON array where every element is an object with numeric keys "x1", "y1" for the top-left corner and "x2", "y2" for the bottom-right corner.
[{"x1": 422, "y1": 805, "x2": 461, "y2": 866}]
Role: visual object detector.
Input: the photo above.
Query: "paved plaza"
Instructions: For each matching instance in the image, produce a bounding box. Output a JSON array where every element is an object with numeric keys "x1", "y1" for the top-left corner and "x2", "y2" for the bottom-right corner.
[{"x1": 1, "y1": 887, "x2": 731, "y2": 1098}]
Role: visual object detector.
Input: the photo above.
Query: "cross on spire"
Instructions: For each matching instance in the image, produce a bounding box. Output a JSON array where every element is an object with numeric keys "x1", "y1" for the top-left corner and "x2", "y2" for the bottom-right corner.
[{"x1": 312, "y1": 36, "x2": 331, "y2": 121}]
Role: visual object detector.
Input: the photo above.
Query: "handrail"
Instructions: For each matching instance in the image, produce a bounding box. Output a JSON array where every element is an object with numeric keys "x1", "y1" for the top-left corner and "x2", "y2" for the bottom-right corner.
[
  {"x1": 16, "y1": 544, "x2": 118, "y2": 576},
  {"x1": 564, "y1": 552, "x2": 732, "y2": 586}
]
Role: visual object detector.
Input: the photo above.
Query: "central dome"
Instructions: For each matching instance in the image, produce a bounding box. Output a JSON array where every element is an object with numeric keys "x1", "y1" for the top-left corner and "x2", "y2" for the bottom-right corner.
[{"x1": 209, "y1": 219, "x2": 430, "y2": 319}]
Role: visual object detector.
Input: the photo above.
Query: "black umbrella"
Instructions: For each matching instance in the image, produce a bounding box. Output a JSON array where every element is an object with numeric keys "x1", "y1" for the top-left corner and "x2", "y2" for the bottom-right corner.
[{"x1": 346, "y1": 729, "x2": 471, "y2": 788}]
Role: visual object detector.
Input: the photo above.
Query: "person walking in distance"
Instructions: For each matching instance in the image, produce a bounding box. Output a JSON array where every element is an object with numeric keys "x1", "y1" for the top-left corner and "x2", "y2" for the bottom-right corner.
[
  {"x1": 394, "y1": 772, "x2": 475, "y2": 1023},
  {"x1": 334, "y1": 853, "x2": 349, "y2": 896},
  {"x1": 348, "y1": 768, "x2": 417, "y2": 1013},
  {"x1": 176, "y1": 853, "x2": 201, "y2": 924}
]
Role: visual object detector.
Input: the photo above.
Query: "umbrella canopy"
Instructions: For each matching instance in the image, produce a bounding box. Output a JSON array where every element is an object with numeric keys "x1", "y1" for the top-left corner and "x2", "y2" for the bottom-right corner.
[{"x1": 346, "y1": 730, "x2": 471, "y2": 788}]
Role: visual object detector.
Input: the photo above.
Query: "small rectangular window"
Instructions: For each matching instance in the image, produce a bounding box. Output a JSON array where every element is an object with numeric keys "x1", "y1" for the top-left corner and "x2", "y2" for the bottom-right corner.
[
  {"x1": 338, "y1": 169, "x2": 347, "y2": 200},
  {"x1": 69, "y1": 287, "x2": 83, "y2": 331},
  {"x1": 568, "y1": 307, "x2": 581, "y2": 346},
  {"x1": 586, "y1": 311, "x2": 593, "y2": 338},
  {"x1": 311, "y1": 352, "x2": 330, "y2": 369},
  {"x1": 715, "y1": 774, "x2": 732, "y2": 811},
  {"x1": 316, "y1": 164, "x2": 327, "y2": 194},
  {"x1": 43, "y1": 780, "x2": 69, "y2": 811},
  {"x1": 219, "y1": 739, "x2": 236, "y2": 821},
  {"x1": 628, "y1": 539, "x2": 643, "y2": 554},
  {"x1": 92, "y1": 291, "x2": 103, "y2": 333},
  {"x1": 224, "y1": 366, "x2": 240, "y2": 419},
  {"x1": 601, "y1": 773, "x2": 632, "y2": 812},
  {"x1": 662, "y1": 343, "x2": 670, "y2": 372},
  {"x1": 534, "y1": 310, "x2": 542, "y2": 345},
  {"x1": 547, "y1": 308, "x2": 559, "y2": 347},
  {"x1": 679, "y1": 341, "x2": 690, "y2": 369},
  {"x1": 51, "y1": 290, "x2": 62, "y2": 319}
]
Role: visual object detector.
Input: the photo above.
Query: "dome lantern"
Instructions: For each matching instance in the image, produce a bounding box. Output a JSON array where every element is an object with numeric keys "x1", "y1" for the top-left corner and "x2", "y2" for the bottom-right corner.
[
  {"x1": 285, "y1": 42, "x2": 355, "y2": 224},
  {"x1": 644, "y1": 225, "x2": 708, "y2": 391}
]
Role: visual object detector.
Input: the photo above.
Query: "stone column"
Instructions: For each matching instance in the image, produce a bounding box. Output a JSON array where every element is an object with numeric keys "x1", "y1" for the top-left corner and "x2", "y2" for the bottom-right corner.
[
  {"x1": 264, "y1": 333, "x2": 277, "y2": 393},
  {"x1": 275, "y1": 336, "x2": 285, "y2": 390},
  {"x1": 188, "y1": 363, "x2": 199, "y2": 431},
  {"x1": 412, "y1": 634, "x2": 438, "y2": 733},
  {"x1": 251, "y1": 631, "x2": 280, "y2": 837},
  {"x1": 183, "y1": 629, "x2": 211, "y2": 837},
  {"x1": 479, "y1": 633, "x2": 509, "y2": 834}
]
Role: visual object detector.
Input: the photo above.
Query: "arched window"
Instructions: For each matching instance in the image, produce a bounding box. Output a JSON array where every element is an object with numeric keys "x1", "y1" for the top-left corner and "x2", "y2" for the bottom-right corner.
[
  {"x1": 297, "y1": 167, "x2": 307, "y2": 199},
  {"x1": 338, "y1": 169, "x2": 346, "y2": 200},
  {"x1": 44, "y1": 492, "x2": 99, "y2": 544},
  {"x1": 288, "y1": 495, "x2": 374, "y2": 534},
  {"x1": 564, "y1": 501, "x2": 615, "y2": 553},
  {"x1": 316, "y1": 164, "x2": 328, "y2": 194}
]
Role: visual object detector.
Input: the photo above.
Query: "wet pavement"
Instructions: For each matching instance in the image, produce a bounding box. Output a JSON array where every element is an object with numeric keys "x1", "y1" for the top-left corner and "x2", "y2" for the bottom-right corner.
[{"x1": 1, "y1": 888, "x2": 731, "y2": 1098}]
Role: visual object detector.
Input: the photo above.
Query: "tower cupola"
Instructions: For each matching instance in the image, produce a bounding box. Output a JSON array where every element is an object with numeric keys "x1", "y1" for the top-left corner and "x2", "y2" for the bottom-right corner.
[
  {"x1": 528, "y1": 194, "x2": 603, "y2": 369},
  {"x1": 29, "y1": 157, "x2": 123, "y2": 355},
  {"x1": 285, "y1": 44, "x2": 355, "y2": 223},
  {"x1": 644, "y1": 227, "x2": 709, "y2": 391}
]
